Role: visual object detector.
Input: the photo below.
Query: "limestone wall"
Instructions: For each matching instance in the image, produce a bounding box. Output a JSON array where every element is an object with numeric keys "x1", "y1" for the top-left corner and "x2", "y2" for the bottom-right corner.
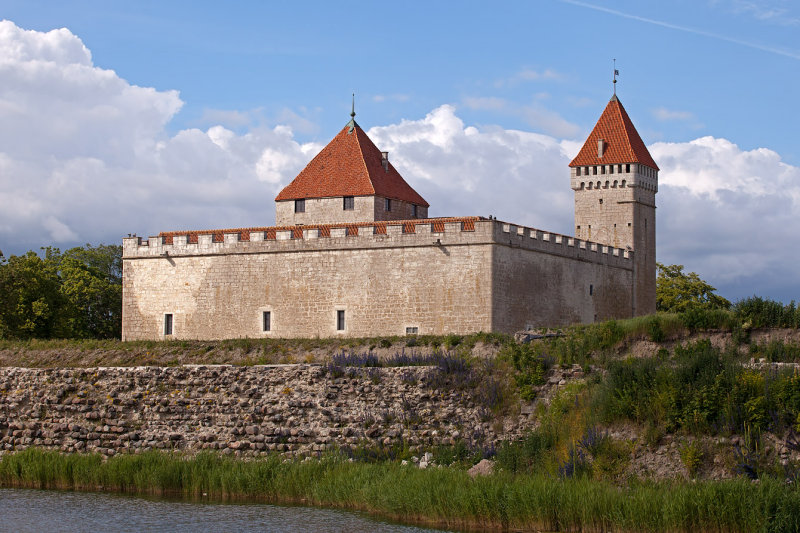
[
  {"x1": 122, "y1": 219, "x2": 635, "y2": 340},
  {"x1": 276, "y1": 196, "x2": 428, "y2": 226},
  {"x1": 571, "y1": 164, "x2": 657, "y2": 316},
  {"x1": 0, "y1": 365, "x2": 526, "y2": 456},
  {"x1": 490, "y1": 223, "x2": 634, "y2": 330},
  {"x1": 123, "y1": 219, "x2": 494, "y2": 340},
  {"x1": 275, "y1": 196, "x2": 376, "y2": 226},
  {"x1": 371, "y1": 196, "x2": 428, "y2": 222}
]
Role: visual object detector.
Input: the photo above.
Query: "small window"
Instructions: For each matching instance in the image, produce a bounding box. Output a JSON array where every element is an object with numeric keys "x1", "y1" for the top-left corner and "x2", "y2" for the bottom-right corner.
[
  {"x1": 599, "y1": 198, "x2": 603, "y2": 205},
  {"x1": 385, "y1": 198, "x2": 392, "y2": 211},
  {"x1": 343, "y1": 196, "x2": 354, "y2": 210},
  {"x1": 589, "y1": 284, "x2": 594, "y2": 296},
  {"x1": 406, "y1": 326, "x2": 419, "y2": 335},
  {"x1": 412, "y1": 204, "x2": 418, "y2": 218},
  {"x1": 336, "y1": 310, "x2": 345, "y2": 331},
  {"x1": 262, "y1": 311, "x2": 271, "y2": 332},
  {"x1": 164, "y1": 313, "x2": 173, "y2": 336},
  {"x1": 294, "y1": 199, "x2": 305, "y2": 213},
  {"x1": 625, "y1": 164, "x2": 630, "y2": 173},
  {"x1": 576, "y1": 167, "x2": 581, "y2": 176}
]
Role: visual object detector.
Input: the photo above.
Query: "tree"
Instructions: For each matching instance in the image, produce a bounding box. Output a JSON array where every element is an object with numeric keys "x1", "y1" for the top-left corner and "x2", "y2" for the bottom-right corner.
[
  {"x1": 656, "y1": 263, "x2": 730, "y2": 313},
  {"x1": 0, "y1": 251, "x2": 62, "y2": 338},
  {"x1": 0, "y1": 244, "x2": 122, "y2": 339}
]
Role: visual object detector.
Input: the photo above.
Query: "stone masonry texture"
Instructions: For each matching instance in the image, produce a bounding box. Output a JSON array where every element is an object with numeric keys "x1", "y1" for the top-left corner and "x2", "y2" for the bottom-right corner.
[
  {"x1": 0, "y1": 365, "x2": 531, "y2": 457},
  {"x1": 122, "y1": 219, "x2": 635, "y2": 340}
]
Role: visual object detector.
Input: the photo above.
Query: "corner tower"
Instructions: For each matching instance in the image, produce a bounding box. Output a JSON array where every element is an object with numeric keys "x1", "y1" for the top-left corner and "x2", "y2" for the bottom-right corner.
[{"x1": 569, "y1": 94, "x2": 658, "y2": 316}]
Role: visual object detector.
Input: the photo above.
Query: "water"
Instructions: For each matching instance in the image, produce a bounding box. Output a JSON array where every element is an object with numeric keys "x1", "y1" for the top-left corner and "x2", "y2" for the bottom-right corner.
[{"x1": 0, "y1": 488, "x2": 448, "y2": 533}]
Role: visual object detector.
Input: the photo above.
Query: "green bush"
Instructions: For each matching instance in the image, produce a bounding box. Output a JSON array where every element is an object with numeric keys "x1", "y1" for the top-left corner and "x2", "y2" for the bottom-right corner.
[
  {"x1": 499, "y1": 342, "x2": 553, "y2": 400},
  {"x1": 734, "y1": 297, "x2": 800, "y2": 329}
]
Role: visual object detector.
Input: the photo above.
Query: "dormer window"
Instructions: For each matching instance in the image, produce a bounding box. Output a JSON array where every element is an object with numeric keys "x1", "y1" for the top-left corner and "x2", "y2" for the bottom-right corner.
[
  {"x1": 294, "y1": 199, "x2": 305, "y2": 213},
  {"x1": 343, "y1": 196, "x2": 354, "y2": 210}
]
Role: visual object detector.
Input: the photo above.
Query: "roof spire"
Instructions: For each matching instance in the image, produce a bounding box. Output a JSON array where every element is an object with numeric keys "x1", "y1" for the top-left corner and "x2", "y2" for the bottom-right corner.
[
  {"x1": 347, "y1": 93, "x2": 358, "y2": 133},
  {"x1": 612, "y1": 59, "x2": 619, "y2": 99}
]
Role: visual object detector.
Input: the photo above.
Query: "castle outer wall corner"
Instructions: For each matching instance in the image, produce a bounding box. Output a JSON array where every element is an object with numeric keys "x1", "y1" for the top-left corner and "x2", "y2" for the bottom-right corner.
[{"x1": 489, "y1": 222, "x2": 634, "y2": 333}]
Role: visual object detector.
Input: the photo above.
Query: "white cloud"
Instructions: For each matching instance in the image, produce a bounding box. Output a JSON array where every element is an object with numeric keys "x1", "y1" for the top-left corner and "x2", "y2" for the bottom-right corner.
[
  {"x1": 372, "y1": 93, "x2": 410, "y2": 103},
  {"x1": 367, "y1": 105, "x2": 575, "y2": 230},
  {"x1": 649, "y1": 137, "x2": 800, "y2": 299},
  {"x1": 1, "y1": 20, "x2": 797, "y2": 301},
  {"x1": 495, "y1": 67, "x2": 564, "y2": 88},
  {"x1": 652, "y1": 107, "x2": 696, "y2": 121},
  {"x1": 0, "y1": 20, "x2": 314, "y2": 248},
  {"x1": 461, "y1": 96, "x2": 580, "y2": 137}
]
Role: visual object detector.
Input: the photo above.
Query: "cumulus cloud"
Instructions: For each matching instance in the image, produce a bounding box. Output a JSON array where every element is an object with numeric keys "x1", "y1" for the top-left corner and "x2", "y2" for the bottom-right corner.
[
  {"x1": 367, "y1": 105, "x2": 575, "y2": 231},
  {"x1": 1, "y1": 20, "x2": 797, "y2": 301},
  {"x1": 649, "y1": 138, "x2": 800, "y2": 299},
  {"x1": 0, "y1": 20, "x2": 316, "y2": 249}
]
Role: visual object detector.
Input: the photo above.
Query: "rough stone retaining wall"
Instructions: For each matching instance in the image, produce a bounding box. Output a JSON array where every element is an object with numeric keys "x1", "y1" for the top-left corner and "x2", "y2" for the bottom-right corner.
[{"x1": 0, "y1": 365, "x2": 527, "y2": 457}]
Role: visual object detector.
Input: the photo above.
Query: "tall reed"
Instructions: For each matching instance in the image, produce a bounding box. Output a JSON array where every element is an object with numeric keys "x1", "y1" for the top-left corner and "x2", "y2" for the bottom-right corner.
[{"x1": 1, "y1": 448, "x2": 798, "y2": 532}]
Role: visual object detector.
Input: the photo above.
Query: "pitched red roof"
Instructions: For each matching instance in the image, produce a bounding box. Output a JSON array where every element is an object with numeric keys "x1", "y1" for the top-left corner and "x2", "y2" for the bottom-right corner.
[
  {"x1": 569, "y1": 95, "x2": 659, "y2": 170},
  {"x1": 275, "y1": 120, "x2": 429, "y2": 207}
]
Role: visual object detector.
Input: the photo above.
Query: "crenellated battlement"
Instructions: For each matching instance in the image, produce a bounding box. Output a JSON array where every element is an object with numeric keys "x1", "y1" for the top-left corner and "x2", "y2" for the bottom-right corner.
[
  {"x1": 123, "y1": 216, "x2": 632, "y2": 270},
  {"x1": 493, "y1": 220, "x2": 632, "y2": 269},
  {"x1": 569, "y1": 163, "x2": 658, "y2": 194}
]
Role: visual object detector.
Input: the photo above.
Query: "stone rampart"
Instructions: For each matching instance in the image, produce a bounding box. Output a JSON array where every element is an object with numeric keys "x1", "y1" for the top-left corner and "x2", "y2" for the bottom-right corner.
[
  {"x1": 121, "y1": 217, "x2": 634, "y2": 340},
  {"x1": 0, "y1": 365, "x2": 527, "y2": 457}
]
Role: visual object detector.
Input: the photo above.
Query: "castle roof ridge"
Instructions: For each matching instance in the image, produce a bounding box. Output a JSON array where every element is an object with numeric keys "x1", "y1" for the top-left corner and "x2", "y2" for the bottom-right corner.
[{"x1": 569, "y1": 95, "x2": 659, "y2": 170}]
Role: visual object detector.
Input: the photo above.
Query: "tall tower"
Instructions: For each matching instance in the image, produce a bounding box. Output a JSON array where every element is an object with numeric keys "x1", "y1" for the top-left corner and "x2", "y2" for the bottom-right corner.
[{"x1": 569, "y1": 94, "x2": 658, "y2": 316}]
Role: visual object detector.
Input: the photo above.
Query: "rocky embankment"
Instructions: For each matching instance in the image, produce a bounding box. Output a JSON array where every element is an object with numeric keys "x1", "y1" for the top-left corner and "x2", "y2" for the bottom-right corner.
[{"x1": 0, "y1": 364, "x2": 529, "y2": 456}]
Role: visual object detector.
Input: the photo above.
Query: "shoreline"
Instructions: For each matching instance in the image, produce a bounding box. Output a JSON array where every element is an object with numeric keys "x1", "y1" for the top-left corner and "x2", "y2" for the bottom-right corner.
[{"x1": 1, "y1": 448, "x2": 797, "y2": 532}]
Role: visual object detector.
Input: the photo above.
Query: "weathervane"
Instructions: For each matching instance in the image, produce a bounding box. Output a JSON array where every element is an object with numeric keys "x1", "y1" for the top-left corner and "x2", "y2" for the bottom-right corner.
[
  {"x1": 613, "y1": 59, "x2": 619, "y2": 95},
  {"x1": 348, "y1": 93, "x2": 357, "y2": 133}
]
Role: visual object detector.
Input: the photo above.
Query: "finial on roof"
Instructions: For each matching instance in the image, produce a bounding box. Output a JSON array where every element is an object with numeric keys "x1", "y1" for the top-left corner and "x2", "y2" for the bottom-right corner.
[
  {"x1": 613, "y1": 59, "x2": 619, "y2": 96},
  {"x1": 347, "y1": 93, "x2": 358, "y2": 133}
]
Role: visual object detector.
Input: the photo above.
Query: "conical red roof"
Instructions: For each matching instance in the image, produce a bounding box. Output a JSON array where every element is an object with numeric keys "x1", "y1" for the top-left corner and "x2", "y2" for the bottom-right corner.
[
  {"x1": 569, "y1": 95, "x2": 659, "y2": 170},
  {"x1": 275, "y1": 121, "x2": 429, "y2": 207}
]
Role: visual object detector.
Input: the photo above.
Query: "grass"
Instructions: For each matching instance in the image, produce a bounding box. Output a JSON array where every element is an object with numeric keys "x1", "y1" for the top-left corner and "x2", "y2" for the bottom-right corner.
[
  {"x1": 1, "y1": 448, "x2": 799, "y2": 532},
  {"x1": 0, "y1": 331, "x2": 511, "y2": 358}
]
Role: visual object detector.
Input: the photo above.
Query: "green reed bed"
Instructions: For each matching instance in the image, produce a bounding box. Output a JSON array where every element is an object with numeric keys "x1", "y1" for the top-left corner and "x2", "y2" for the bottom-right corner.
[{"x1": 2, "y1": 448, "x2": 799, "y2": 532}]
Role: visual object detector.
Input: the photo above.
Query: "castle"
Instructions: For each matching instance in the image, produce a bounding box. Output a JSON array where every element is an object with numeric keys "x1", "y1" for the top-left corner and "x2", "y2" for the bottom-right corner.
[{"x1": 121, "y1": 94, "x2": 658, "y2": 340}]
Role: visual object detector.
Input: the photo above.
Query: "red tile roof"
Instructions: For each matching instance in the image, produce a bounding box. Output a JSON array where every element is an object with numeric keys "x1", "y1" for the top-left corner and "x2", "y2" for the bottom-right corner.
[
  {"x1": 275, "y1": 121, "x2": 429, "y2": 207},
  {"x1": 569, "y1": 95, "x2": 659, "y2": 170}
]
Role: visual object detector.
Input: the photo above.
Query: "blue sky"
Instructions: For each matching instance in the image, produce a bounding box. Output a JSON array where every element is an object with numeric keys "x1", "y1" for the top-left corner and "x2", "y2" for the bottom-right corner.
[{"x1": 0, "y1": 0, "x2": 798, "y2": 302}]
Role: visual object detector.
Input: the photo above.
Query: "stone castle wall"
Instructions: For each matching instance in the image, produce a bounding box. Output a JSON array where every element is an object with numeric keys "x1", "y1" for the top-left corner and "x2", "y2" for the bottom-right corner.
[
  {"x1": 275, "y1": 197, "x2": 429, "y2": 226},
  {"x1": 122, "y1": 219, "x2": 634, "y2": 340},
  {"x1": 571, "y1": 163, "x2": 657, "y2": 316},
  {"x1": 491, "y1": 223, "x2": 634, "y2": 329},
  {"x1": 0, "y1": 365, "x2": 529, "y2": 456}
]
